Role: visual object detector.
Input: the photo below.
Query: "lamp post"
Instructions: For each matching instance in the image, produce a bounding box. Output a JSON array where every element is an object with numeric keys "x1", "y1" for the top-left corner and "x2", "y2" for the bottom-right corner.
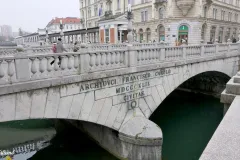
[
  {"x1": 60, "y1": 20, "x2": 64, "y2": 41},
  {"x1": 45, "y1": 27, "x2": 49, "y2": 44},
  {"x1": 85, "y1": 0, "x2": 88, "y2": 43},
  {"x1": 127, "y1": 3, "x2": 133, "y2": 43}
]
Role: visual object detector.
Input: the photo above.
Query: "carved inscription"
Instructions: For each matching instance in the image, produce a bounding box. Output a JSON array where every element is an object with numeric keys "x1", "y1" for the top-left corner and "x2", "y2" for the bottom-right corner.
[
  {"x1": 80, "y1": 79, "x2": 117, "y2": 92},
  {"x1": 117, "y1": 68, "x2": 171, "y2": 103},
  {"x1": 116, "y1": 82, "x2": 150, "y2": 94}
]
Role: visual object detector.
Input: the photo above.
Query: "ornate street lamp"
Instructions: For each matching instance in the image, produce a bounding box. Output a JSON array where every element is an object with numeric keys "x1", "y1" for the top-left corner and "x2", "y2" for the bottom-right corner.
[
  {"x1": 60, "y1": 20, "x2": 64, "y2": 39},
  {"x1": 45, "y1": 27, "x2": 49, "y2": 44},
  {"x1": 127, "y1": 3, "x2": 133, "y2": 43}
]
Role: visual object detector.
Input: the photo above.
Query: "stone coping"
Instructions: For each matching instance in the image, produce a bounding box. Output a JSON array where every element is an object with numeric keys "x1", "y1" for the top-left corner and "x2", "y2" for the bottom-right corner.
[
  {"x1": 200, "y1": 96, "x2": 240, "y2": 160},
  {"x1": 0, "y1": 52, "x2": 238, "y2": 96}
]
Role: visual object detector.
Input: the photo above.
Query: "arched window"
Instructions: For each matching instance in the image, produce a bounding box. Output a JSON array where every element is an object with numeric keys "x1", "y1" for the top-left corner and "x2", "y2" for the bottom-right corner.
[
  {"x1": 139, "y1": 29, "x2": 143, "y2": 43},
  {"x1": 218, "y1": 27, "x2": 223, "y2": 43},
  {"x1": 159, "y1": 7, "x2": 165, "y2": 19},
  {"x1": 178, "y1": 25, "x2": 189, "y2": 45},
  {"x1": 146, "y1": 28, "x2": 151, "y2": 42},
  {"x1": 210, "y1": 26, "x2": 216, "y2": 42},
  {"x1": 201, "y1": 24, "x2": 206, "y2": 41},
  {"x1": 158, "y1": 25, "x2": 165, "y2": 42}
]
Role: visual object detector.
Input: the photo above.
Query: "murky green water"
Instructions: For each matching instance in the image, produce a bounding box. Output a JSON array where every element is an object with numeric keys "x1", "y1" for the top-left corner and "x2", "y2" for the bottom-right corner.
[
  {"x1": 0, "y1": 90, "x2": 223, "y2": 160},
  {"x1": 151, "y1": 91, "x2": 223, "y2": 160}
]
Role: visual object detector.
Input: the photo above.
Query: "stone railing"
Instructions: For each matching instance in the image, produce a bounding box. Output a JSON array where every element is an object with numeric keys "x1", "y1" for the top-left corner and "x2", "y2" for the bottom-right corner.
[
  {"x1": 133, "y1": 42, "x2": 169, "y2": 48},
  {"x1": 0, "y1": 47, "x2": 20, "y2": 57},
  {"x1": 134, "y1": 43, "x2": 239, "y2": 65},
  {"x1": 0, "y1": 43, "x2": 238, "y2": 85}
]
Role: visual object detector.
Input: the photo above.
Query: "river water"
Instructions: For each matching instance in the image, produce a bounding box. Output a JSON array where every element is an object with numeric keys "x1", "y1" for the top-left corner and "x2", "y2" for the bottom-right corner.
[{"x1": 0, "y1": 90, "x2": 223, "y2": 160}]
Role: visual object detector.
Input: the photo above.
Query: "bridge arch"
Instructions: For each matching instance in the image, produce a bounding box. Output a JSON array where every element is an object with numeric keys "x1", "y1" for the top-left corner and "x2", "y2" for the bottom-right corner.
[{"x1": 146, "y1": 68, "x2": 232, "y2": 117}]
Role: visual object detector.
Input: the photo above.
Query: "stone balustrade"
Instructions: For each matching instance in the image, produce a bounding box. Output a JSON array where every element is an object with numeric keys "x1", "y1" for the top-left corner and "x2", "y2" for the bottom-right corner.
[{"x1": 0, "y1": 43, "x2": 238, "y2": 85}]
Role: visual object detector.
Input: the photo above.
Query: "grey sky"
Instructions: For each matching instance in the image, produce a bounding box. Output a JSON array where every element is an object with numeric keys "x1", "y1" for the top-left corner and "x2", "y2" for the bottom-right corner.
[{"x1": 0, "y1": 0, "x2": 79, "y2": 32}]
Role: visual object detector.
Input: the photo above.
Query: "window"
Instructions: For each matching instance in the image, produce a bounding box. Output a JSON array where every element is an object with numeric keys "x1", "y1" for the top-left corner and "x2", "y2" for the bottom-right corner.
[
  {"x1": 146, "y1": 28, "x2": 151, "y2": 42},
  {"x1": 213, "y1": 8, "x2": 217, "y2": 19},
  {"x1": 237, "y1": 0, "x2": 240, "y2": 6},
  {"x1": 139, "y1": 29, "x2": 143, "y2": 42},
  {"x1": 228, "y1": 12, "x2": 232, "y2": 21},
  {"x1": 204, "y1": 6, "x2": 207, "y2": 18},
  {"x1": 117, "y1": 0, "x2": 120, "y2": 9},
  {"x1": 82, "y1": 11, "x2": 85, "y2": 18},
  {"x1": 88, "y1": 8, "x2": 91, "y2": 18},
  {"x1": 221, "y1": 10, "x2": 224, "y2": 20},
  {"x1": 235, "y1": 14, "x2": 238, "y2": 22},
  {"x1": 159, "y1": 7, "x2": 165, "y2": 19},
  {"x1": 105, "y1": 29, "x2": 109, "y2": 43},
  {"x1": 141, "y1": 10, "x2": 148, "y2": 22},
  {"x1": 141, "y1": 11, "x2": 144, "y2": 22},
  {"x1": 145, "y1": 10, "x2": 148, "y2": 21},
  {"x1": 94, "y1": 6, "x2": 98, "y2": 16},
  {"x1": 81, "y1": 0, "x2": 83, "y2": 8}
]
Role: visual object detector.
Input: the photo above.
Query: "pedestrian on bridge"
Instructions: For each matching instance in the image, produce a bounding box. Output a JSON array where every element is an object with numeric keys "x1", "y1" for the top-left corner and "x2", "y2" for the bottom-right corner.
[{"x1": 50, "y1": 38, "x2": 67, "y2": 66}]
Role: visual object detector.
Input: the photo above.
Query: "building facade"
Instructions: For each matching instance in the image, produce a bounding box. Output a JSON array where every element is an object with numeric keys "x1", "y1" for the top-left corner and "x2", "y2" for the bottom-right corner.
[
  {"x1": 80, "y1": 0, "x2": 240, "y2": 45},
  {"x1": 0, "y1": 25, "x2": 13, "y2": 40}
]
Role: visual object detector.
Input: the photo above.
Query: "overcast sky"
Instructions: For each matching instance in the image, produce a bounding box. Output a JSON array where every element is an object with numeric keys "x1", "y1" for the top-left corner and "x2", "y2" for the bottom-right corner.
[{"x1": 0, "y1": 0, "x2": 79, "y2": 32}]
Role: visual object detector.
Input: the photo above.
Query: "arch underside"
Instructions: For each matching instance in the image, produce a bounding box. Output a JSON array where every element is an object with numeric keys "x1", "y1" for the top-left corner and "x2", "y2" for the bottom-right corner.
[{"x1": 0, "y1": 56, "x2": 238, "y2": 132}]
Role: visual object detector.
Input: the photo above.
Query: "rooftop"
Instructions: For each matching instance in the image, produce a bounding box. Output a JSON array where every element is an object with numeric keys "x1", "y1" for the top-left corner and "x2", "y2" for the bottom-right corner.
[{"x1": 47, "y1": 17, "x2": 81, "y2": 27}]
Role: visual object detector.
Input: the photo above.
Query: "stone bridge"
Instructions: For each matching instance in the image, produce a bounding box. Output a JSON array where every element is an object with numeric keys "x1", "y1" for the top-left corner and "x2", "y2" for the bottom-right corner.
[{"x1": 0, "y1": 43, "x2": 239, "y2": 159}]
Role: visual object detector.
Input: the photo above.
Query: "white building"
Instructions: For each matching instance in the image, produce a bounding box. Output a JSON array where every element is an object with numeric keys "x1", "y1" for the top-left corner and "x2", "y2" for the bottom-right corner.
[
  {"x1": 80, "y1": 0, "x2": 240, "y2": 45},
  {"x1": 46, "y1": 17, "x2": 81, "y2": 33}
]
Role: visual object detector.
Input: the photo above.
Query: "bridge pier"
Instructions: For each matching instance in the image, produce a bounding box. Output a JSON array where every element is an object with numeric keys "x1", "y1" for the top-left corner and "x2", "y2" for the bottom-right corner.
[{"x1": 71, "y1": 117, "x2": 162, "y2": 160}]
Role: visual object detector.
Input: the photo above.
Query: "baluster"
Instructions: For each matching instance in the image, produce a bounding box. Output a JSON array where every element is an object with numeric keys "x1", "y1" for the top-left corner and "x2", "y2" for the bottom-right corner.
[
  {"x1": 149, "y1": 49, "x2": 152, "y2": 60},
  {"x1": 115, "y1": 51, "x2": 119, "y2": 64},
  {"x1": 100, "y1": 53, "x2": 105, "y2": 66},
  {"x1": 30, "y1": 58, "x2": 37, "y2": 74},
  {"x1": 156, "y1": 48, "x2": 159, "y2": 60},
  {"x1": 67, "y1": 55, "x2": 73, "y2": 69},
  {"x1": 111, "y1": 52, "x2": 115, "y2": 65},
  {"x1": 0, "y1": 60, "x2": 5, "y2": 78},
  {"x1": 120, "y1": 52, "x2": 124, "y2": 64},
  {"x1": 6, "y1": 59, "x2": 14, "y2": 77},
  {"x1": 53, "y1": 57, "x2": 59, "y2": 71},
  {"x1": 106, "y1": 52, "x2": 111, "y2": 65},
  {"x1": 168, "y1": 49, "x2": 171, "y2": 60},
  {"x1": 151, "y1": 49, "x2": 155, "y2": 60},
  {"x1": 145, "y1": 49, "x2": 149, "y2": 61},
  {"x1": 73, "y1": 55, "x2": 79, "y2": 69},
  {"x1": 153, "y1": 49, "x2": 157, "y2": 60},
  {"x1": 38, "y1": 57, "x2": 45, "y2": 73},
  {"x1": 137, "y1": 51, "x2": 140, "y2": 62},
  {"x1": 46, "y1": 57, "x2": 52, "y2": 72},
  {"x1": 60, "y1": 56, "x2": 67, "y2": 70},
  {"x1": 96, "y1": 53, "x2": 101, "y2": 66},
  {"x1": 140, "y1": 50, "x2": 144, "y2": 61},
  {"x1": 89, "y1": 54, "x2": 94, "y2": 67}
]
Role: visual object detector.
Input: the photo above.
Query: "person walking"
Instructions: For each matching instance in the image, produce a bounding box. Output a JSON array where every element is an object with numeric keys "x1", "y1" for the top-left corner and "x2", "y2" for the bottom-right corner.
[
  {"x1": 56, "y1": 38, "x2": 67, "y2": 53},
  {"x1": 51, "y1": 38, "x2": 67, "y2": 66}
]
